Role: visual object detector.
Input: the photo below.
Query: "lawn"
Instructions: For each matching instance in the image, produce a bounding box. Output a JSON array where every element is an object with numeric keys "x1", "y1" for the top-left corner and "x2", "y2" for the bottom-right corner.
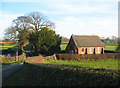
[{"x1": 104, "y1": 46, "x2": 117, "y2": 52}]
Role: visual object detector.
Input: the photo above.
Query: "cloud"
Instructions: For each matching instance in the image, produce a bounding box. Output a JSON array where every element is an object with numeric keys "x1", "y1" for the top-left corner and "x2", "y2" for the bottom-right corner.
[
  {"x1": 46, "y1": 1, "x2": 117, "y2": 15},
  {"x1": 0, "y1": 0, "x2": 118, "y2": 38},
  {"x1": 55, "y1": 16, "x2": 118, "y2": 38}
]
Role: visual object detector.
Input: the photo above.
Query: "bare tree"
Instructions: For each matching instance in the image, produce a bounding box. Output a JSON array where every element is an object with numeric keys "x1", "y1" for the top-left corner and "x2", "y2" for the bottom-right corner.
[
  {"x1": 12, "y1": 16, "x2": 33, "y2": 31},
  {"x1": 4, "y1": 12, "x2": 55, "y2": 52},
  {"x1": 24, "y1": 12, "x2": 55, "y2": 31},
  {"x1": 4, "y1": 26, "x2": 17, "y2": 40}
]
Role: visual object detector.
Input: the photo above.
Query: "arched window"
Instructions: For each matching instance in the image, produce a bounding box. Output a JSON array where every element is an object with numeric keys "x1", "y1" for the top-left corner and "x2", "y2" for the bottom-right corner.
[
  {"x1": 81, "y1": 48, "x2": 84, "y2": 54},
  {"x1": 98, "y1": 47, "x2": 100, "y2": 53},
  {"x1": 90, "y1": 48, "x2": 93, "y2": 54}
]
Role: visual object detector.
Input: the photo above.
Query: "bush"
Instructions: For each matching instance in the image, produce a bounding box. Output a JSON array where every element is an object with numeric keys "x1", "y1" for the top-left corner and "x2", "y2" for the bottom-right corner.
[
  {"x1": 2, "y1": 52, "x2": 26, "y2": 63},
  {"x1": 56, "y1": 53, "x2": 118, "y2": 61},
  {"x1": 44, "y1": 54, "x2": 57, "y2": 62}
]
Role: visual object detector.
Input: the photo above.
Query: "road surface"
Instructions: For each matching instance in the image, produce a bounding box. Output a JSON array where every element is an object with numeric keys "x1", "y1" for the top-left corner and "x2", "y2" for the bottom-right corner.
[{"x1": 0, "y1": 63, "x2": 23, "y2": 87}]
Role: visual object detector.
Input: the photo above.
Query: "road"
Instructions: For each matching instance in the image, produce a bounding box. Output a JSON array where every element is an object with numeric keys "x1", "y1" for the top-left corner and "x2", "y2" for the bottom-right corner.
[{"x1": 0, "y1": 63, "x2": 23, "y2": 87}]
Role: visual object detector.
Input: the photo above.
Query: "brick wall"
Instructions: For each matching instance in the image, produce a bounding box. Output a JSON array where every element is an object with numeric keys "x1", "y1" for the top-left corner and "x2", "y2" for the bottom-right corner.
[{"x1": 77, "y1": 47, "x2": 104, "y2": 54}]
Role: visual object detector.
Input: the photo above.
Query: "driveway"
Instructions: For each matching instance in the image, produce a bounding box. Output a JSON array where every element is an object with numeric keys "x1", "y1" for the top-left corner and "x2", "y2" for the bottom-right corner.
[{"x1": 0, "y1": 63, "x2": 23, "y2": 87}]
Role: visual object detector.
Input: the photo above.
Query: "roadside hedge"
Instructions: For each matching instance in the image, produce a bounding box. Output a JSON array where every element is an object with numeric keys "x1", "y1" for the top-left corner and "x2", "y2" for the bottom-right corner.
[
  {"x1": 44, "y1": 54, "x2": 57, "y2": 62},
  {"x1": 1, "y1": 53, "x2": 26, "y2": 63},
  {"x1": 56, "y1": 53, "x2": 119, "y2": 61}
]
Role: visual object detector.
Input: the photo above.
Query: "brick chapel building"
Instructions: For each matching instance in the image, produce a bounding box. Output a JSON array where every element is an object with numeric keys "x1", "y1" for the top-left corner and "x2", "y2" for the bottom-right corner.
[{"x1": 66, "y1": 35, "x2": 105, "y2": 54}]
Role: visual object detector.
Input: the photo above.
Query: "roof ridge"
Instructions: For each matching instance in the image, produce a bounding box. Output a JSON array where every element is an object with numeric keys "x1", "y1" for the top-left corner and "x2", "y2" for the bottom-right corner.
[
  {"x1": 71, "y1": 34, "x2": 105, "y2": 47},
  {"x1": 72, "y1": 35, "x2": 99, "y2": 37}
]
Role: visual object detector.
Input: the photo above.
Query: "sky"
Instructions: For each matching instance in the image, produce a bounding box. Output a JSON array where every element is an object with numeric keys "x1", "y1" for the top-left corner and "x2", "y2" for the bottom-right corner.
[{"x1": 0, "y1": 0, "x2": 119, "y2": 39}]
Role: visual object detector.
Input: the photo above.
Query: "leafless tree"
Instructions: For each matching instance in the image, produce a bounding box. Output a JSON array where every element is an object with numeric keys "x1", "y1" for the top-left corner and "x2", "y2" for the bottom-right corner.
[
  {"x1": 4, "y1": 12, "x2": 55, "y2": 51},
  {"x1": 24, "y1": 12, "x2": 55, "y2": 31},
  {"x1": 4, "y1": 26, "x2": 17, "y2": 40}
]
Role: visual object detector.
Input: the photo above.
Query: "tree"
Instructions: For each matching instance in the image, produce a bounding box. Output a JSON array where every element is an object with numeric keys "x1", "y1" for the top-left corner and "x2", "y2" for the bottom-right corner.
[
  {"x1": 25, "y1": 12, "x2": 55, "y2": 31},
  {"x1": 5, "y1": 12, "x2": 55, "y2": 39},
  {"x1": 4, "y1": 12, "x2": 56, "y2": 54},
  {"x1": 28, "y1": 27, "x2": 61, "y2": 55},
  {"x1": 17, "y1": 29, "x2": 30, "y2": 51},
  {"x1": 61, "y1": 36, "x2": 69, "y2": 42},
  {"x1": 28, "y1": 31, "x2": 39, "y2": 53},
  {"x1": 4, "y1": 26, "x2": 17, "y2": 40}
]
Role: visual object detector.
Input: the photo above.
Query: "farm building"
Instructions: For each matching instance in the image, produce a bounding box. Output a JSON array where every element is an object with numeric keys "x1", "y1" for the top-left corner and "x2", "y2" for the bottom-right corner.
[{"x1": 66, "y1": 35, "x2": 105, "y2": 54}]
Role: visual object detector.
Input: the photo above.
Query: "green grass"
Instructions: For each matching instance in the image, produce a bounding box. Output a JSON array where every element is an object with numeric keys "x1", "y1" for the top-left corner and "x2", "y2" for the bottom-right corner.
[
  {"x1": 61, "y1": 41, "x2": 69, "y2": 44},
  {"x1": 105, "y1": 42, "x2": 118, "y2": 46},
  {"x1": 2, "y1": 60, "x2": 24, "y2": 65},
  {"x1": 46, "y1": 59, "x2": 119, "y2": 70},
  {"x1": 0, "y1": 43, "x2": 18, "y2": 50},
  {"x1": 104, "y1": 46, "x2": 117, "y2": 52},
  {"x1": 60, "y1": 44, "x2": 67, "y2": 51},
  {"x1": 60, "y1": 43, "x2": 118, "y2": 52}
]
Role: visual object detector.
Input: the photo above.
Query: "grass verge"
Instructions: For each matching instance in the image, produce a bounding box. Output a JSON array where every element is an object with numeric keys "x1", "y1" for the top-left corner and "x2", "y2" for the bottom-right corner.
[
  {"x1": 46, "y1": 59, "x2": 119, "y2": 70},
  {"x1": 2, "y1": 60, "x2": 24, "y2": 65}
]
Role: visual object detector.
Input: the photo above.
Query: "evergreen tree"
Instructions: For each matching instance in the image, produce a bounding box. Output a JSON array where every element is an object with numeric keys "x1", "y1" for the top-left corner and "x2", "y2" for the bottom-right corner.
[{"x1": 28, "y1": 27, "x2": 61, "y2": 55}]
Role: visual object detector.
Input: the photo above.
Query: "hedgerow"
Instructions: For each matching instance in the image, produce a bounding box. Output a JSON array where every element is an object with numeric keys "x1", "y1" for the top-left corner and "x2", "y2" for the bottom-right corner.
[
  {"x1": 56, "y1": 53, "x2": 118, "y2": 61},
  {"x1": 2, "y1": 53, "x2": 26, "y2": 63},
  {"x1": 22, "y1": 63, "x2": 120, "y2": 86}
]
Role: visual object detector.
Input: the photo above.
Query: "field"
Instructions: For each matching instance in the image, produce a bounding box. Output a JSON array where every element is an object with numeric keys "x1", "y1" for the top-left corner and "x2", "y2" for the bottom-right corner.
[
  {"x1": 104, "y1": 46, "x2": 117, "y2": 52},
  {"x1": 60, "y1": 44, "x2": 67, "y2": 51},
  {"x1": 0, "y1": 42, "x2": 118, "y2": 52},
  {"x1": 60, "y1": 42, "x2": 118, "y2": 52},
  {"x1": 0, "y1": 43, "x2": 18, "y2": 51}
]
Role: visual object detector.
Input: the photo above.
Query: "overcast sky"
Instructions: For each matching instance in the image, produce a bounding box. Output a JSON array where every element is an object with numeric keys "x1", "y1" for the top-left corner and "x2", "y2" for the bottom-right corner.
[{"x1": 0, "y1": 0, "x2": 118, "y2": 39}]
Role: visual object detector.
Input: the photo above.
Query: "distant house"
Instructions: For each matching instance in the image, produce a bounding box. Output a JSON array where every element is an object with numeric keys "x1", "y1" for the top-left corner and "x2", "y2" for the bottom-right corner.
[{"x1": 66, "y1": 35, "x2": 105, "y2": 54}]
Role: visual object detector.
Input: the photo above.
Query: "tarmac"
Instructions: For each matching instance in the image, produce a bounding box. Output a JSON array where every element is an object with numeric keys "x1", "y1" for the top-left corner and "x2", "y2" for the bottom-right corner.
[{"x1": 0, "y1": 63, "x2": 23, "y2": 87}]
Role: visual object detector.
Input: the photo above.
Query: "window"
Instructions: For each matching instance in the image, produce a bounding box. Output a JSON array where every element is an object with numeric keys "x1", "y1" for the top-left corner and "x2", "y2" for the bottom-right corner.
[
  {"x1": 81, "y1": 48, "x2": 84, "y2": 54},
  {"x1": 98, "y1": 47, "x2": 100, "y2": 53},
  {"x1": 90, "y1": 48, "x2": 93, "y2": 54}
]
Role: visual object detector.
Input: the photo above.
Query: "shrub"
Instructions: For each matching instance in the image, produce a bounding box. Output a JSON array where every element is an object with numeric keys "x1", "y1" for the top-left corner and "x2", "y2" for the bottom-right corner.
[
  {"x1": 56, "y1": 53, "x2": 118, "y2": 61},
  {"x1": 44, "y1": 54, "x2": 57, "y2": 62},
  {"x1": 2, "y1": 52, "x2": 26, "y2": 63}
]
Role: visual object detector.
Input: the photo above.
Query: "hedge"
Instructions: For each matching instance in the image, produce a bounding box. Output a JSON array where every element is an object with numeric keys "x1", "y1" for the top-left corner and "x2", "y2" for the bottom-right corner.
[
  {"x1": 1, "y1": 52, "x2": 26, "y2": 63},
  {"x1": 56, "y1": 53, "x2": 119, "y2": 61},
  {"x1": 44, "y1": 54, "x2": 57, "y2": 62}
]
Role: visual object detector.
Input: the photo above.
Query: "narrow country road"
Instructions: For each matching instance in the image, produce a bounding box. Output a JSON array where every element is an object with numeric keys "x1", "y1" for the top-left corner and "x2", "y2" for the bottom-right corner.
[{"x1": 1, "y1": 63, "x2": 23, "y2": 85}]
